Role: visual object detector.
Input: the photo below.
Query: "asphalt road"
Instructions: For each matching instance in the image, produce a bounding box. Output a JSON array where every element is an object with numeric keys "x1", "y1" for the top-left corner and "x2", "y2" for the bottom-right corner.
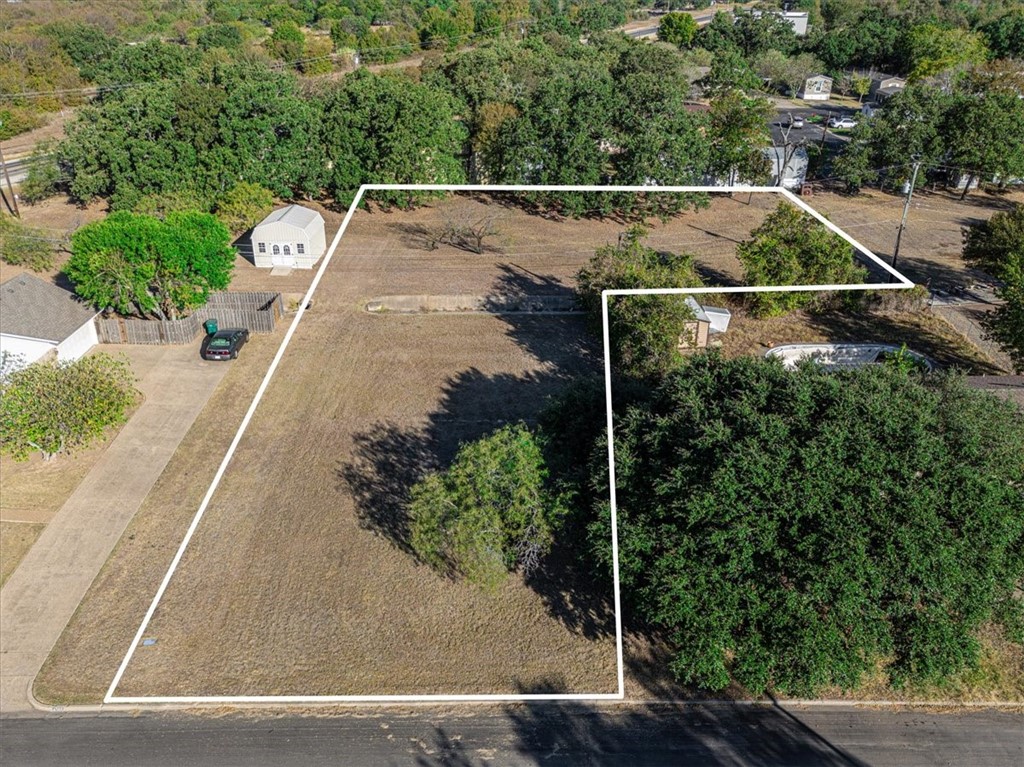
[
  {"x1": 2, "y1": 705, "x2": 1022, "y2": 766},
  {"x1": 771, "y1": 106, "x2": 862, "y2": 152}
]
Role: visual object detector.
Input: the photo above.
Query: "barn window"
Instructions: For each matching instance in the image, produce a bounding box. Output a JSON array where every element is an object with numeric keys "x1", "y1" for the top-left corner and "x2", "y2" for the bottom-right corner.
[
  {"x1": 272, "y1": 244, "x2": 280, "y2": 255},
  {"x1": 283, "y1": 245, "x2": 291, "y2": 255},
  {"x1": 296, "y1": 243, "x2": 305, "y2": 254},
  {"x1": 258, "y1": 243, "x2": 266, "y2": 254}
]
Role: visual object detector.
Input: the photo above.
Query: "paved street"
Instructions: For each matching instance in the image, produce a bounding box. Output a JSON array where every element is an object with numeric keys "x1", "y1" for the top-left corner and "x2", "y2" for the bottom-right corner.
[
  {"x1": 0, "y1": 344, "x2": 228, "y2": 714},
  {"x1": 2, "y1": 705, "x2": 1021, "y2": 766}
]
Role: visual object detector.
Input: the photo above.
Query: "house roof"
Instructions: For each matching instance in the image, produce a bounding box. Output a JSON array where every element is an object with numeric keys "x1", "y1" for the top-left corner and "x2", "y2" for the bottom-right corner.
[
  {"x1": 254, "y1": 204, "x2": 324, "y2": 232},
  {"x1": 870, "y1": 73, "x2": 905, "y2": 85},
  {"x1": 806, "y1": 74, "x2": 833, "y2": 82},
  {"x1": 0, "y1": 273, "x2": 99, "y2": 343}
]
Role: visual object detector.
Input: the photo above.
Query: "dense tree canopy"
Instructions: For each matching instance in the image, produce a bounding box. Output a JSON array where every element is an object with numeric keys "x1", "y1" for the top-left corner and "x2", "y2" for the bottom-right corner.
[
  {"x1": 577, "y1": 225, "x2": 704, "y2": 380},
  {"x1": 318, "y1": 69, "x2": 467, "y2": 206},
  {"x1": 962, "y1": 205, "x2": 1024, "y2": 372},
  {"x1": 67, "y1": 211, "x2": 235, "y2": 319},
  {"x1": 587, "y1": 354, "x2": 1024, "y2": 695},
  {"x1": 59, "y1": 61, "x2": 323, "y2": 208},
  {"x1": 737, "y1": 201, "x2": 866, "y2": 316}
]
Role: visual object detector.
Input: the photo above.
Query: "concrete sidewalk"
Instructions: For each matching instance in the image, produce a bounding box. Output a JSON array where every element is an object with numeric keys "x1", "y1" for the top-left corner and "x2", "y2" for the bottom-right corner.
[{"x1": 0, "y1": 344, "x2": 228, "y2": 715}]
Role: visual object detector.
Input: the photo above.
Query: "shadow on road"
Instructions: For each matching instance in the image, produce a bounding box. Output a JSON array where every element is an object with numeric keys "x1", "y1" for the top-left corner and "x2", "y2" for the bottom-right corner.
[{"x1": 413, "y1": 699, "x2": 870, "y2": 767}]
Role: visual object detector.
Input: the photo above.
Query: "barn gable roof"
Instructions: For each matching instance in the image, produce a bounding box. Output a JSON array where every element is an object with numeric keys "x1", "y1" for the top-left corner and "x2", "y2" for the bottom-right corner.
[
  {"x1": 255, "y1": 204, "x2": 324, "y2": 232},
  {"x1": 0, "y1": 274, "x2": 99, "y2": 343}
]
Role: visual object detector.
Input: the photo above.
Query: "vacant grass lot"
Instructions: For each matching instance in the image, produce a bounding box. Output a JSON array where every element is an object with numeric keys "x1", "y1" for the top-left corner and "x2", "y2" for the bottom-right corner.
[{"x1": 35, "y1": 191, "x2": 1014, "y2": 703}]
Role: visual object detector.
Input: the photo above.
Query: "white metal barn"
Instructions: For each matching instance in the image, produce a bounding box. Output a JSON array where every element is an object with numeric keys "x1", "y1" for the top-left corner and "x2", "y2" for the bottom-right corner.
[
  {"x1": 0, "y1": 274, "x2": 99, "y2": 368},
  {"x1": 251, "y1": 204, "x2": 327, "y2": 269}
]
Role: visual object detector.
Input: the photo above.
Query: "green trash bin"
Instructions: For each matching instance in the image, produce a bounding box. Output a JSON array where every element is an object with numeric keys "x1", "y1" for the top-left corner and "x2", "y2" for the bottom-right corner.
[{"x1": 204, "y1": 318, "x2": 218, "y2": 336}]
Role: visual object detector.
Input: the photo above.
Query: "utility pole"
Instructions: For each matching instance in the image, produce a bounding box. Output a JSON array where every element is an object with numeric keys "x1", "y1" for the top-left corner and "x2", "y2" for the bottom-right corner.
[
  {"x1": 890, "y1": 158, "x2": 921, "y2": 281},
  {"x1": 0, "y1": 120, "x2": 21, "y2": 218}
]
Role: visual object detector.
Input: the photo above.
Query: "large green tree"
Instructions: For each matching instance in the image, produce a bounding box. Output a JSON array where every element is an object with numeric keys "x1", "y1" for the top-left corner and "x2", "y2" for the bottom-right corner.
[
  {"x1": 737, "y1": 201, "x2": 866, "y2": 316},
  {"x1": 319, "y1": 69, "x2": 467, "y2": 206},
  {"x1": 658, "y1": 12, "x2": 698, "y2": 48},
  {"x1": 705, "y1": 90, "x2": 773, "y2": 185},
  {"x1": 577, "y1": 225, "x2": 704, "y2": 381},
  {"x1": 962, "y1": 205, "x2": 1024, "y2": 372},
  {"x1": 59, "y1": 62, "x2": 323, "y2": 208},
  {"x1": 943, "y1": 89, "x2": 1024, "y2": 198},
  {"x1": 588, "y1": 354, "x2": 1024, "y2": 695},
  {"x1": 906, "y1": 23, "x2": 988, "y2": 81},
  {"x1": 67, "y1": 211, "x2": 235, "y2": 319}
]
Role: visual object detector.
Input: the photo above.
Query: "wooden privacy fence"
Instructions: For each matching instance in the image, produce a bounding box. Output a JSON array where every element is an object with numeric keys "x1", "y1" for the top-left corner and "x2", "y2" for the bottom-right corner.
[{"x1": 96, "y1": 291, "x2": 283, "y2": 345}]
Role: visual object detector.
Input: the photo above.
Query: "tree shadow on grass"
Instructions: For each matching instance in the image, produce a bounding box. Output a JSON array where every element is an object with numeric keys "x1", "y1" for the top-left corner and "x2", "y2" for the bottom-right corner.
[{"x1": 339, "y1": 265, "x2": 613, "y2": 639}]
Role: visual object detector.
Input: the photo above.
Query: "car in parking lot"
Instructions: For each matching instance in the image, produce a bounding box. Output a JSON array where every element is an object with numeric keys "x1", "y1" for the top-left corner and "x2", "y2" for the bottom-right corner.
[
  {"x1": 827, "y1": 116, "x2": 858, "y2": 130},
  {"x1": 789, "y1": 115, "x2": 805, "y2": 129},
  {"x1": 201, "y1": 328, "x2": 250, "y2": 361}
]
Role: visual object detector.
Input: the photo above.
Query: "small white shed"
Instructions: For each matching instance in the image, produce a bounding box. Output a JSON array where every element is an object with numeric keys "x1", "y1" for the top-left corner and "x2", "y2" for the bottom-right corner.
[
  {"x1": 0, "y1": 274, "x2": 99, "y2": 368},
  {"x1": 251, "y1": 204, "x2": 326, "y2": 269}
]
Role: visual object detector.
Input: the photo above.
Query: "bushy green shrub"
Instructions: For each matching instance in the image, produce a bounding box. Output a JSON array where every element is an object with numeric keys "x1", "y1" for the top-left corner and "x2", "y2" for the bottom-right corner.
[
  {"x1": 0, "y1": 353, "x2": 139, "y2": 461},
  {"x1": 409, "y1": 423, "x2": 566, "y2": 590}
]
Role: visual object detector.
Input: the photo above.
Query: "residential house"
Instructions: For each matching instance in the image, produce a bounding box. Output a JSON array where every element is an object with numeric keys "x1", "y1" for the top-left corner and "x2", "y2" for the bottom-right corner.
[
  {"x1": 0, "y1": 274, "x2": 99, "y2": 368},
  {"x1": 869, "y1": 74, "x2": 906, "y2": 103},
  {"x1": 798, "y1": 74, "x2": 833, "y2": 101},
  {"x1": 763, "y1": 145, "x2": 810, "y2": 190},
  {"x1": 750, "y1": 10, "x2": 809, "y2": 36}
]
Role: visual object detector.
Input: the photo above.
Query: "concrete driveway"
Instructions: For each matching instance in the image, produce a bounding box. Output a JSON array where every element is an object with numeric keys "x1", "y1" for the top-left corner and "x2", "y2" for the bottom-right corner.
[{"x1": 0, "y1": 343, "x2": 229, "y2": 715}]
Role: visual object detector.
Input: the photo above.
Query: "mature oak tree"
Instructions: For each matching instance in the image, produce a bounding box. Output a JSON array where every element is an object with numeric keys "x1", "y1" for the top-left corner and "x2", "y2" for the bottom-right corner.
[{"x1": 586, "y1": 354, "x2": 1024, "y2": 695}]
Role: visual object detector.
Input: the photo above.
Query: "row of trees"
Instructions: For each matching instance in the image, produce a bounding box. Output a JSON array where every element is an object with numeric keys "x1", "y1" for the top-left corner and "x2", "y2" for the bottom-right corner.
[
  {"x1": 45, "y1": 32, "x2": 779, "y2": 217},
  {"x1": 660, "y1": 2, "x2": 1023, "y2": 87}
]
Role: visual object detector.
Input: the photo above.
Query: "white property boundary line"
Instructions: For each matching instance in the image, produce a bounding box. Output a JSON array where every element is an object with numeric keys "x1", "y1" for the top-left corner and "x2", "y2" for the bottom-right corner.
[{"x1": 104, "y1": 185, "x2": 913, "y2": 705}]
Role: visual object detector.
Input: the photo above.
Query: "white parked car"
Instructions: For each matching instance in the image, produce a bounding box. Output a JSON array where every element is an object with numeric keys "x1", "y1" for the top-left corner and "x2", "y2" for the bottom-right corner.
[{"x1": 828, "y1": 116, "x2": 858, "y2": 130}]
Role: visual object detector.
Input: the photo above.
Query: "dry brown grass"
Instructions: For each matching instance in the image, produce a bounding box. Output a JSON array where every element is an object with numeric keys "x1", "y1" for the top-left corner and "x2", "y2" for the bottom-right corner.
[
  {"x1": 0, "y1": 434, "x2": 117, "y2": 524},
  {"x1": 0, "y1": 521, "x2": 45, "y2": 587},
  {"x1": 806, "y1": 187, "x2": 1024, "y2": 289},
  {"x1": 34, "y1": 192, "x2": 1019, "y2": 705},
  {"x1": 718, "y1": 303, "x2": 1002, "y2": 374}
]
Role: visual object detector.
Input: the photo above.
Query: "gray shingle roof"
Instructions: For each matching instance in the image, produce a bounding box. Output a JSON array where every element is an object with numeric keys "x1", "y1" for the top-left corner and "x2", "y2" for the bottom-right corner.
[
  {"x1": 0, "y1": 274, "x2": 99, "y2": 343},
  {"x1": 255, "y1": 204, "x2": 323, "y2": 231}
]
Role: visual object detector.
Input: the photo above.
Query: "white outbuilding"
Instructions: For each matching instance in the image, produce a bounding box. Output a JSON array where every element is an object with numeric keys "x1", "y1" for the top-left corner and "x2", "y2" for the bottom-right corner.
[
  {"x1": 0, "y1": 274, "x2": 99, "y2": 369},
  {"x1": 251, "y1": 204, "x2": 327, "y2": 269}
]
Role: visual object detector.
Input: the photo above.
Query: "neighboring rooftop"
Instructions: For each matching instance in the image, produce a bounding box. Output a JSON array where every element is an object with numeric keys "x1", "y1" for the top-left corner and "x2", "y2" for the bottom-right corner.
[
  {"x1": 256, "y1": 204, "x2": 323, "y2": 230},
  {"x1": 0, "y1": 273, "x2": 98, "y2": 342}
]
